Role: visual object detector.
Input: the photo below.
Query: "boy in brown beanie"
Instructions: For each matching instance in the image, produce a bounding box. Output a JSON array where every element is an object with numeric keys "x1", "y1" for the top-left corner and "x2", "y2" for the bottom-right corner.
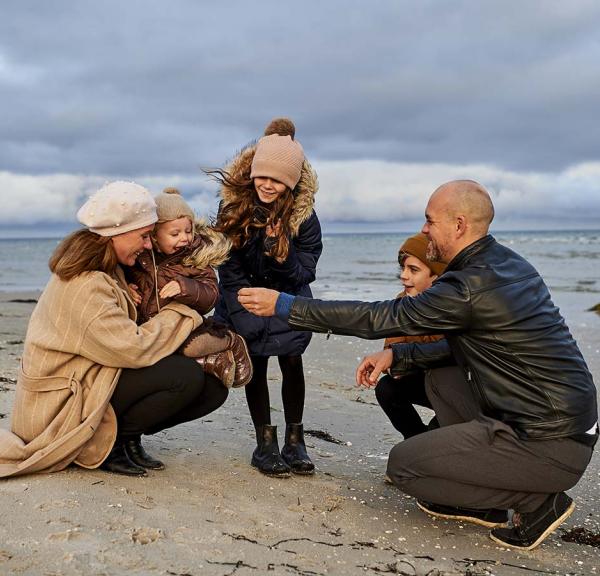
[
  {"x1": 126, "y1": 188, "x2": 252, "y2": 389},
  {"x1": 376, "y1": 233, "x2": 447, "y2": 439}
]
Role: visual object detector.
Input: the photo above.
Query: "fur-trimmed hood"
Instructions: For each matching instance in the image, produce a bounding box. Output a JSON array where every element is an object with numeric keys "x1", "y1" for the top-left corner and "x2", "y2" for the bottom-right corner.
[
  {"x1": 220, "y1": 142, "x2": 318, "y2": 238},
  {"x1": 184, "y1": 220, "x2": 232, "y2": 269}
]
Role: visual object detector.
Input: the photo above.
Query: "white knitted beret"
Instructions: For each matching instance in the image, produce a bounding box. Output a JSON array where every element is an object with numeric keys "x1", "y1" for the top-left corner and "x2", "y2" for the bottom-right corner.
[{"x1": 77, "y1": 181, "x2": 158, "y2": 236}]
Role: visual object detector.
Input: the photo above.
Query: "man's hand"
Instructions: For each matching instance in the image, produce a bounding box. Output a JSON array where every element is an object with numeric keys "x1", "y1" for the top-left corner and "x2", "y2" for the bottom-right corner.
[
  {"x1": 356, "y1": 349, "x2": 393, "y2": 388},
  {"x1": 238, "y1": 287, "x2": 280, "y2": 316},
  {"x1": 159, "y1": 280, "x2": 182, "y2": 299}
]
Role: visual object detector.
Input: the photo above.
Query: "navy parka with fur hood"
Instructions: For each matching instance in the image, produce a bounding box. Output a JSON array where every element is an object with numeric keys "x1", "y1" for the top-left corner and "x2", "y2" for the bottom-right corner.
[{"x1": 213, "y1": 142, "x2": 322, "y2": 357}]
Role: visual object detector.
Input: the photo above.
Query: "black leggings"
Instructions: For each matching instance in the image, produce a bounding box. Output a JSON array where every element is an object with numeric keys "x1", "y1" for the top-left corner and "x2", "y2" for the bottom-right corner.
[
  {"x1": 111, "y1": 355, "x2": 228, "y2": 438},
  {"x1": 375, "y1": 372, "x2": 434, "y2": 439},
  {"x1": 245, "y1": 355, "x2": 305, "y2": 427}
]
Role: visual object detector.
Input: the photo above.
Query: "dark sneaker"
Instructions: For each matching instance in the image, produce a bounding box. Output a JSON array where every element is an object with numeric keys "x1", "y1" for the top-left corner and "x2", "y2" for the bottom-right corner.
[
  {"x1": 417, "y1": 500, "x2": 508, "y2": 528},
  {"x1": 490, "y1": 492, "x2": 574, "y2": 550}
]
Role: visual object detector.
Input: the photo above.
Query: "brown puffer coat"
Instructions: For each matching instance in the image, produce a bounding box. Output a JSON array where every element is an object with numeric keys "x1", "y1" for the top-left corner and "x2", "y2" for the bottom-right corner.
[{"x1": 126, "y1": 222, "x2": 231, "y2": 323}]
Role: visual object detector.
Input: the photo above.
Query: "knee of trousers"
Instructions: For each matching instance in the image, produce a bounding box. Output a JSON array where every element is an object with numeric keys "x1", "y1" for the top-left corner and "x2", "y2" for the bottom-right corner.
[
  {"x1": 375, "y1": 375, "x2": 395, "y2": 406},
  {"x1": 386, "y1": 441, "x2": 422, "y2": 486},
  {"x1": 165, "y1": 357, "x2": 205, "y2": 396}
]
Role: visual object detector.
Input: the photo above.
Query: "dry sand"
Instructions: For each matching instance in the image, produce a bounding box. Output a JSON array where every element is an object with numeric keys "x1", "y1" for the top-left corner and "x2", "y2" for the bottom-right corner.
[{"x1": 1, "y1": 291, "x2": 599, "y2": 576}]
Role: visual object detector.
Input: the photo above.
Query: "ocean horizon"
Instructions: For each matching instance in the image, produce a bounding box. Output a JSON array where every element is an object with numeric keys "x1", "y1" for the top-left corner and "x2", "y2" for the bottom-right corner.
[{"x1": 1, "y1": 228, "x2": 599, "y2": 372}]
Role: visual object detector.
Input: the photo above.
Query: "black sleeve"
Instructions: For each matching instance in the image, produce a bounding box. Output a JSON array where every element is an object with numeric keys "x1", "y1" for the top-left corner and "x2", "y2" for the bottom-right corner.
[{"x1": 390, "y1": 339, "x2": 454, "y2": 376}]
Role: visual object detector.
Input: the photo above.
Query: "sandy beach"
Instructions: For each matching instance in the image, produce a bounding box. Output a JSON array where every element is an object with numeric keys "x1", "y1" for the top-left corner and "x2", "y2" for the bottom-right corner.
[{"x1": 1, "y1": 290, "x2": 599, "y2": 576}]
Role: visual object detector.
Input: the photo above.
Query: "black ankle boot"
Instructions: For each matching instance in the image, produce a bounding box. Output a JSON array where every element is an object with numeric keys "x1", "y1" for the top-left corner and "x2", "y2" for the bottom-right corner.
[
  {"x1": 124, "y1": 436, "x2": 165, "y2": 470},
  {"x1": 101, "y1": 440, "x2": 147, "y2": 476},
  {"x1": 281, "y1": 423, "x2": 315, "y2": 475},
  {"x1": 251, "y1": 424, "x2": 291, "y2": 477}
]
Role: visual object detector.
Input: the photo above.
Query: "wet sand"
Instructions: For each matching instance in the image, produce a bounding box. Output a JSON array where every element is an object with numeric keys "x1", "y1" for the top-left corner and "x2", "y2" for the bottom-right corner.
[{"x1": 0, "y1": 291, "x2": 599, "y2": 575}]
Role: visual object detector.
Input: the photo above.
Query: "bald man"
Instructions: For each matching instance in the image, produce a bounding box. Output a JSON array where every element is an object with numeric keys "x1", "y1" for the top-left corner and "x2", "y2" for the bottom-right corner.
[{"x1": 238, "y1": 180, "x2": 597, "y2": 550}]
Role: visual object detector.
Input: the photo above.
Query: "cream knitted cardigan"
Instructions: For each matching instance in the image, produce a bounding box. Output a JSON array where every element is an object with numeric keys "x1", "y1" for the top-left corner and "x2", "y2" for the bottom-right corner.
[{"x1": 0, "y1": 268, "x2": 201, "y2": 478}]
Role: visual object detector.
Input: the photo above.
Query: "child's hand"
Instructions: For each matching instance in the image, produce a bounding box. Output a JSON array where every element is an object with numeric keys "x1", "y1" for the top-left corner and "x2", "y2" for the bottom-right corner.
[
  {"x1": 356, "y1": 349, "x2": 393, "y2": 388},
  {"x1": 265, "y1": 219, "x2": 281, "y2": 238},
  {"x1": 128, "y1": 283, "x2": 142, "y2": 306},
  {"x1": 159, "y1": 280, "x2": 182, "y2": 299}
]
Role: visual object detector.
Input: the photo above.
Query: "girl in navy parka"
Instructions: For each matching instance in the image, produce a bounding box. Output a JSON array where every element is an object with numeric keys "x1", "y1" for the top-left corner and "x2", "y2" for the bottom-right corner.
[{"x1": 211, "y1": 118, "x2": 322, "y2": 477}]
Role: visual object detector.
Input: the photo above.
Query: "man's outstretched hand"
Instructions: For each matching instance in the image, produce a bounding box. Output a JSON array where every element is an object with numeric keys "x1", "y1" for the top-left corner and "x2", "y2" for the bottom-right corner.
[
  {"x1": 356, "y1": 349, "x2": 393, "y2": 388},
  {"x1": 238, "y1": 287, "x2": 280, "y2": 316}
]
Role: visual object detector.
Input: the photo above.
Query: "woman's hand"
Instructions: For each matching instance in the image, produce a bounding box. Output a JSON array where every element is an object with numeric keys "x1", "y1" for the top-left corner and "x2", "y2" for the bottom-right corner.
[
  {"x1": 356, "y1": 349, "x2": 393, "y2": 388},
  {"x1": 238, "y1": 287, "x2": 280, "y2": 316},
  {"x1": 128, "y1": 283, "x2": 142, "y2": 306},
  {"x1": 159, "y1": 280, "x2": 182, "y2": 299}
]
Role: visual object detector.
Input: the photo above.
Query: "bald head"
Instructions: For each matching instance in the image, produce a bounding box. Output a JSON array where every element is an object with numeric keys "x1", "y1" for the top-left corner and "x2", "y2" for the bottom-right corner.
[
  {"x1": 432, "y1": 180, "x2": 494, "y2": 237},
  {"x1": 422, "y1": 180, "x2": 495, "y2": 264}
]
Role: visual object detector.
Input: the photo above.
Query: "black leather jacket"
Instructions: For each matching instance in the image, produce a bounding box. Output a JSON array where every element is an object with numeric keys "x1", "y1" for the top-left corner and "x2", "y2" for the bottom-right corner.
[{"x1": 289, "y1": 235, "x2": 597, "y2": 440}]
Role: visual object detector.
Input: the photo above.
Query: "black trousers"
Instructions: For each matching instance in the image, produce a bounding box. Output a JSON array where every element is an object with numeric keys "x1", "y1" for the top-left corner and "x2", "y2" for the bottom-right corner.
[
  {"x1": 375, "y1": 372, "x2": 434, "y2": 438},
  {"x1": 387, "y1": 366, "x2": 594, "y2": 513},
  {"x1": 111, "y1": 355, "x2": 228, "y2": 437}
]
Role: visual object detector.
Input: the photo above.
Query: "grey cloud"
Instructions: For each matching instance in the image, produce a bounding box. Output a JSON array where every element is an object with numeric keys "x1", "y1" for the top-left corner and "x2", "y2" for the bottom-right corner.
[{"x1": 0, "y1": 0, "x2": 599, "y2": 181}]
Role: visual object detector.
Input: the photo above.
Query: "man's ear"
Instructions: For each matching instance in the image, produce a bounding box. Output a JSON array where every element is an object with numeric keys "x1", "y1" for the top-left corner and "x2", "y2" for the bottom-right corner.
[{"x1": 455, "y1": 214, "x2": 467, "y2": 238}]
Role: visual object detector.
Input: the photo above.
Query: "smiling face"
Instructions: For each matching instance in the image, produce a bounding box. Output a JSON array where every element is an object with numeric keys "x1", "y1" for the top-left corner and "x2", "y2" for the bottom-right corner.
[
  {"x1": 111, "y1": 224, "x2": 154, "y2": 266},
  {"x1": 254, "y1": 177, "x2": 288, "y2": 204},
  {"x1": 421, "y1": 191, "x2": 456, "y2": 264},
  {"x1": 400, "y1": 254, "x2": 437, "y2": 296},
  {"x1": 154, "y1": 216, "x2": 193, "y2": 255}
]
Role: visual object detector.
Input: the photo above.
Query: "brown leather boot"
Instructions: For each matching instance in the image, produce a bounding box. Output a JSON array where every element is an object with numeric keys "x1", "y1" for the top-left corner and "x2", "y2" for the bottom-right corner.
[
  {"x1": 227, "y1": 331, "x2": 253, "y2": 388},
  {"x1": 196, "y1": 349, "x2": 236, "y2": 388}
]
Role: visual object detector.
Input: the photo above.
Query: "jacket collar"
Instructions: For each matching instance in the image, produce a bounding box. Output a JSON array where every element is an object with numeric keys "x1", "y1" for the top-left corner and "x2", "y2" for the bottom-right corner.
[{"x1": 445, "y1": 234, "x2": 496, "y2": 271}]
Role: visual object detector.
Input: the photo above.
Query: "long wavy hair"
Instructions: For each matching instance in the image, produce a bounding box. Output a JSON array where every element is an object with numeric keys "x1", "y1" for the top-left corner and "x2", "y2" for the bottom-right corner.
[
  {"x1": 208, "y1": 169, "x2": 295, "y2": 261},
  {"x1": 49, "y1": 229, "x2": 118, "y2": 280}
]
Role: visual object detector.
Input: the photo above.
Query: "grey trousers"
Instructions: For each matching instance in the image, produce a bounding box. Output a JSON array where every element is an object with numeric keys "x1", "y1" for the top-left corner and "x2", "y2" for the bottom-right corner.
[{"x1": 386, "y1": 366, "x2": 594, "y2": 513}]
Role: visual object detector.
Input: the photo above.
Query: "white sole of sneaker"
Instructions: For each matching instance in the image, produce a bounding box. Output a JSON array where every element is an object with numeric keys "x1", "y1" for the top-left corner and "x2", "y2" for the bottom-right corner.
[
  {"x1": 489, "y1": 500, "x2": 575, "y2": 550},
  {"x1": 417, "y1": 501, "x2": 509, "y2": 528}
]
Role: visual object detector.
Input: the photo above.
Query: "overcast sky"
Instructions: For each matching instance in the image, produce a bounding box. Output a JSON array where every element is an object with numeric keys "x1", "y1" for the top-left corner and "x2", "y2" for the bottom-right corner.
[{"x1": 1, "y1": 0, "x2": 599, "y2": 235}]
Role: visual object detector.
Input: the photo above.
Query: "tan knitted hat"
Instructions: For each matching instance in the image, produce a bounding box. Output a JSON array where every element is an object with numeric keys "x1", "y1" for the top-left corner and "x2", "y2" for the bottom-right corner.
[
  {"x1": 399, "y1": 232, "x2": 446, "y2": 276},
  {"x1": 77, "y1": 181, "x2": 157, "y2": 236},
  {"x1": 154, "y1": 187, "x2": 195, "y2": 223},
  {"x1": 250, "y1": 118, "x2": 305, "y2": 190}
]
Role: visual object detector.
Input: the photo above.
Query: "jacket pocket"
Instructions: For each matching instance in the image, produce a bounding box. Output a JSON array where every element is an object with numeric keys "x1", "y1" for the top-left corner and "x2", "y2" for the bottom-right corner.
[{"x1": 14, "y1": 367, "x2": 83, "y2": 443}]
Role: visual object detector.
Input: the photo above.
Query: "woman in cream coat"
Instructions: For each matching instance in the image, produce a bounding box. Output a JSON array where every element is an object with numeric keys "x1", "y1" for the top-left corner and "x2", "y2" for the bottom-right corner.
[{"x1": 0, "y1": 181, "x2": 228, "y2": 478}]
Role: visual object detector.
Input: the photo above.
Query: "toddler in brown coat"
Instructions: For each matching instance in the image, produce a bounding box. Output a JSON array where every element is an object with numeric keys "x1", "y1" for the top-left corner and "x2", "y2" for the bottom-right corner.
[{"x1": 127, "y1": 187, "x2": 252, "y2": 388}]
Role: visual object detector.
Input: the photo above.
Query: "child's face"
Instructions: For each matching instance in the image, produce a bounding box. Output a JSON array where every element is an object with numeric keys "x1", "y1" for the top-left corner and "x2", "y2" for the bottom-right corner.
[
  {"x1": 254, "y1": 177, "x2": 287, "y2": 204},
  {"x1": 400, "y1": 254, "x2": 437, "y2": 297},
  {"x1": 154, "y1": 217, "x2": 193, "y2": 255}
]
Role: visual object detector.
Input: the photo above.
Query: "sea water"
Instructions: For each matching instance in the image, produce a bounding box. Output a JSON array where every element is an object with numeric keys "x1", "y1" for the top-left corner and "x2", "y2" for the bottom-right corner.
[{"x1": 1, "y1": 230, "x2": 599, "y2": 327}]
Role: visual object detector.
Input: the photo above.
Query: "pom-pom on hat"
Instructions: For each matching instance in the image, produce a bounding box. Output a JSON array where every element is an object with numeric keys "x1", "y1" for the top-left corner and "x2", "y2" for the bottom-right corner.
[
  {"x1": 77, "y1": 181, "x2": 157, "y2": 237},
  {"x1": 399, "y1": 232, "x2": 446, "y2": 277},
  {"x1": 250, "y1": 117, "x2": 305, "y2": 190},
  {"x1": 154, "y1": 187, "x2": 195, "y2": 223}
]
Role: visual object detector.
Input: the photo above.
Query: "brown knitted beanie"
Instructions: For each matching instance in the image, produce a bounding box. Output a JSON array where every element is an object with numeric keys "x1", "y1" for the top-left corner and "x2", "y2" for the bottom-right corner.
[
  {"x1": 250, "y1": 117, "x2": 305, "y2": 190},
  {"x1": 399, "y1": 232, "x2": 446, "y2": 276},
  {"x1": 154, "y1": 187, "x2": 195, "y2": 223}
]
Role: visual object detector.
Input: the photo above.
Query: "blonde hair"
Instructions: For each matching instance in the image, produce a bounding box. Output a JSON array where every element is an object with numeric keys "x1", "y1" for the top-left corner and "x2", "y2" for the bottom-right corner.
[{"x1": 49, "y1": 229, "x2": 118, "y2": 280}]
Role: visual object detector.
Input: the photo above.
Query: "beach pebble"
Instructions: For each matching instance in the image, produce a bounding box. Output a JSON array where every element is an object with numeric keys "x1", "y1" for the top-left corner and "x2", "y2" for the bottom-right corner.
[{"x1": 131, "y1": 527, "x2": 163, "y2": 545}]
